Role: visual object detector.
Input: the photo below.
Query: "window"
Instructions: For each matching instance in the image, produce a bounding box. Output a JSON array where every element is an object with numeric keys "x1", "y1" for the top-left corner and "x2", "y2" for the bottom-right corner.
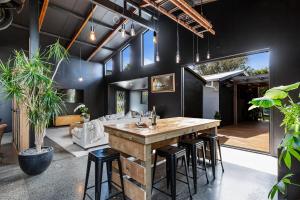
[
  {"x1": 141, "y1": 90, "x2": 148, "y2": 104},
  {"x1": 121, "y1": 45, "x2": 132, "y2": 71},
  {"x1": 142, "y1": 30, "x2": 155, "y2": 66},
  {"x1": 105, "y1": 59, "x2": 113, "y2": 76},
  {"x1": 116, "y1": 91, "x2": 126, "y2": 114}
]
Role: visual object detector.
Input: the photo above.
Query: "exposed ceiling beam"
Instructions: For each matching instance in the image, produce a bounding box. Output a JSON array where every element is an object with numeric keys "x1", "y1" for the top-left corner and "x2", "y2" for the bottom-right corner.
[
  {"x1": 142, "y1": 0, "x2": 203, "y2": 38},
  {"x1": 91, "y1": 0, "x2": 156, "y2": 31},
  {"x1": 11, "y1": 23, "x2": 115, "y2": 52},
  {"x1": 87, "y1": 18, "x2": 128, "y2": 61},
  {"x1": 48, "y1": 3, "x2": 115, "y2": 31},
  {"x1": 66, "y1": 5, "x2": 97, "y2": 51},
  {"x1": 38, "y1": 0, "x2": 49, "y2": 31},
  {"x1": 168, "y1": 0, "x2": 215, "y2": 35},
  {"x1": 169, "y1": 6, "x2": 179, "y2": 14}
]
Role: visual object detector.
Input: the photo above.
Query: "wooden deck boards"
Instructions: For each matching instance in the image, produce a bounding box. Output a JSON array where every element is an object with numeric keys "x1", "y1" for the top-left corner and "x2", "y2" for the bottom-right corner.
[{"x1": 217, "y1": 121, "x2": 269, "y2": 153}]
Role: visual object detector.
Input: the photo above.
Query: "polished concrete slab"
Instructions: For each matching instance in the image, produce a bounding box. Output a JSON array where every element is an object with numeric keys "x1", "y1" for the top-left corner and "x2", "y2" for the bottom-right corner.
[{"x1": 0, "y1": 137, "x2": 276, "y2": 200}]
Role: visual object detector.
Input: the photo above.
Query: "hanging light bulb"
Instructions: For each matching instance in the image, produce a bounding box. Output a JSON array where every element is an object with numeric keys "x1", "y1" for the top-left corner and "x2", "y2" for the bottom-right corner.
[
  {"x1": 121, "y1": 24, "x2": 126, "y2": 38},
  {"x1": 207, "y1": 51, "x2": 210, "y2": 59},
  {"x1": 196, "y1": 36, "x2": 200, "y2": 62},
  {"x1": 196, "y1": 53, "x2": 200, "y2": 62},
  {"x1": 156, "y1": 53, "x2": 160, "y2": 62},
  {"x1": 207, "y1": 34, "x2": 211, "y2": 59},
  {"x1": 153, "y1": 31, "x2": 157, "y2": 44},
  {"x1": 90, "y1": 24, "x2": 96, "y2": 41},
  {"x1": 176, "y1": 51, "x2": 180, "y2": 63},
  {"x1": 78, "y1": 77, "x2": 83, "y2": 82},
  {"x1": 130, "y1": 22, "x2": 135, "y2": 36},
  {"x1": 176, "y1": 19, "x2": 180, "y2": 63}
]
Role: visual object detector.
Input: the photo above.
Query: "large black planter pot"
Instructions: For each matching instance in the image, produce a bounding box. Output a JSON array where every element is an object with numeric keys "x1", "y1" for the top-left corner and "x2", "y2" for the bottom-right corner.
[
  {"x1": 278, "y1": 148, "x2": 300, "y2": 200},
  {"x1": 18, "y1": 146, "x2": 54, "y2": 176}
]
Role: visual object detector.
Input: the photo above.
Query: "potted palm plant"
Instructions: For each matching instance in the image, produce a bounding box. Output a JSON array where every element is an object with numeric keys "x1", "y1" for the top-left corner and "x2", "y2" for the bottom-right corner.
[
  {"x1": 249, "y1": 82, "x2": 300, "y2": 199},
  {"x1": 0, "y1": 40, "x2": 68, "y2": 175}
]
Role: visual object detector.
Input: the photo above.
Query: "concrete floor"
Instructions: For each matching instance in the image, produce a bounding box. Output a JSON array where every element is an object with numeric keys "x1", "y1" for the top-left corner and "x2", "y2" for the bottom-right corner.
[{"x1": 0, "y1": 137, "x2": 276, "y2": 200}]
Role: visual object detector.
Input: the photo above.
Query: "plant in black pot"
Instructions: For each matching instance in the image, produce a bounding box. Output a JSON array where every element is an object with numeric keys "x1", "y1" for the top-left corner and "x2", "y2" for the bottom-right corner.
[
  {"x1": 249, "y1": 82, "x2": 300, "y2": 199},
  {"x1": 0, "y1": 40, "x2": 68, "y2": 175}
]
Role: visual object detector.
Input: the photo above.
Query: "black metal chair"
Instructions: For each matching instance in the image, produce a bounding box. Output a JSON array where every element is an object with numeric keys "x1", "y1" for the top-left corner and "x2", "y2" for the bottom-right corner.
[
  {"x1": 152, "y1": 145, "x2": 193, "y2": 200},
  {"x1": 83, "y1": 148, "x2": 125, "y2": 200},
  {"x1": 178, "y1": 138, "x2": 209, "y2": 194},
  {"x1": 198, "y1": 133, "x2": 224, "y2": 179}
]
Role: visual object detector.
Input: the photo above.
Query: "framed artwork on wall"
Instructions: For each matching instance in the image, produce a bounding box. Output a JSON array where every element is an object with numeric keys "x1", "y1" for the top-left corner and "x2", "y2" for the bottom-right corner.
[{"x1": 151, "y1": 73, "x2": 175, "y2": 93}]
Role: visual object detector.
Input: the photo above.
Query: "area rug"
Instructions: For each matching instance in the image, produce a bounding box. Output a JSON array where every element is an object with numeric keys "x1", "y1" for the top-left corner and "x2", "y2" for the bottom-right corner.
[{"x1": 46, "y1": 127, "x2": 109, "y2": 157}]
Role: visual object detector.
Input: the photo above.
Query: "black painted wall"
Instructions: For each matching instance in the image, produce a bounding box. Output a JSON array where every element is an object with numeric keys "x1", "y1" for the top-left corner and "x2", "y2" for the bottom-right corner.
[
  {"x1": 197, "y1": 0, "x2": 300, "y2": 155},
  {"x1": 53, "y1": 58, "x2": 105, "y2": 119},
  {"x1": 105, "y1": 16, "x2": 196, "y2": 118},
  {"x1": 183, "y1": 68, "x2": 205, "y2": 118}
]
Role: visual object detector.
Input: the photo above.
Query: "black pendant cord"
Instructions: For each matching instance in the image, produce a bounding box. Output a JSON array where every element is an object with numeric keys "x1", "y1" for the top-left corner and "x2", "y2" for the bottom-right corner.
[{"x1": 177, "y1": 19, "x2": 179, "y2": 54}]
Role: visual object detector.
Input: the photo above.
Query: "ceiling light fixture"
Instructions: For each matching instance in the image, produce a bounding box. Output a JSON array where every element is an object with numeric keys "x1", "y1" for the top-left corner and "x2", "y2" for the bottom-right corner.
[
  {"x1": 89, "y1": 6, "x2": 96, "y2": 41},
  {"x1": 196, "y1": 36, "x2": 200, "y2": 62},
  {"x1": 207, "y1": 34, "x2": 210, "y2": 59},
  {"x1": 130, "y1": 21, "x2": 135, "y2": 36},
  {"x1": 176, "y1": 19, "x2": 180, "y2": 64},
  {"x1": 78, "y1": 48, "x2": 84, "y2": 82},
  {"x1": 153, "y1": 31, "x2": 157, "y2": 44},
  {"x1": 121, "y1": 23, "x2": 126, "y2": 38}
]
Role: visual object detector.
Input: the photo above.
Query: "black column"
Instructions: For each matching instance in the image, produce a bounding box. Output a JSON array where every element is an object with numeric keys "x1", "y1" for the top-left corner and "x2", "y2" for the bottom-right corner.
[{"x1": 29, "y1": 0, "x2": 40, "y2": 147}]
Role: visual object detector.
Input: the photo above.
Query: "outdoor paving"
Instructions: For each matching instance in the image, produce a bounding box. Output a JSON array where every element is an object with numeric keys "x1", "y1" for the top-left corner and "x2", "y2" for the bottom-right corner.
[{"x1": 0, "y1": 137, "x2": 276, "y2": 200}]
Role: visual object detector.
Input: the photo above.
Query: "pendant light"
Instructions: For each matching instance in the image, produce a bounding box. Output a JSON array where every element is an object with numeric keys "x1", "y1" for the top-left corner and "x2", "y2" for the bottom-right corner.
[
  {"x1": 207, "y1": 34, "x2": 210, "y2": 59},
  {"x1": 153, "y1": 31, "x2": 157, "y2": 44},
  {"x1": 120, "y1": 4, "x2": 126, "y2": 38},
  {"x1": 176, "y1": 19, "x2": 180, "y2": 63},
  {"x1": 155, "y1": 10, "x2": 160, "y2": 62},
  {"x1": 78, "y1": 48, "x2": 83, "y2": 82},
  {"x1": 196, "y1": 36, "x2": 200, "y2": 62},
  {"x1": 89, "y1": 6, "x2": 96, "y2": 41},
  {"x1": 130, "y1": 21, "x2": 135, "y2": 36},
  {"x1": 121, "y1": 24, "x2": 126, "y2": 38}
]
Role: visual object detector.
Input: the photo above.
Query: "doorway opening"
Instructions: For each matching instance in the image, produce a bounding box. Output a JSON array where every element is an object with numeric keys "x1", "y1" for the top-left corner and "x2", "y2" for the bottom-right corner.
[{"x1": 189, "y1": 50, "x2": 270, "y2": 153}]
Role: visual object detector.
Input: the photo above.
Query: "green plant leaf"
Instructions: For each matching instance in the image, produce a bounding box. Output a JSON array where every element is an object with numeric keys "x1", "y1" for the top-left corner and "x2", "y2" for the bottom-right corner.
[
  {"x1": 284, "y1": 151, "x2": 292, "y2": 169},
  {"x1": 250, "y1": 97, "x2": 277, "y2": 108},
  {"x1": 265, "y1": 89, "x2": 288, "y2": 99},
  {"x1": 273, "y1": 82, "x2": 300, "y2": 92},
  {"x1": 289, "y1": 148, "x2": 300, "y2": 162},
  {"x1": 248, "y1": 105, "x2": 259, "y2": 110},
  {"x1": 268, "y1": 185, "x2": 278, "y2": 200}
]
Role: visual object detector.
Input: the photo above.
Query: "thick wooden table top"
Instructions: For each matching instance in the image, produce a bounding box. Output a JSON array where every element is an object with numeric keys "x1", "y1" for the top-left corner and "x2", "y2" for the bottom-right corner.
[{"x1": 104, "y1": 117, "x2": 221, "y2": 144}]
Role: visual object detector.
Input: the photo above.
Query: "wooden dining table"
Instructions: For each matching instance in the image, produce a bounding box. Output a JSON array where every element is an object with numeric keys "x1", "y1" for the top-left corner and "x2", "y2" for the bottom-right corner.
[{"x1": 104, "y1": 117, "x2": 220, "y2": 200}]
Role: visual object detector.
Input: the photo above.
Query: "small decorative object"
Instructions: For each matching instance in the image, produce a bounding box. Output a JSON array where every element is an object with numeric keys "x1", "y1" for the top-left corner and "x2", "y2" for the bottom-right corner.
[
  {"x1": 74, "y1": 104, "x2": 90, "y2": 122},
  {"x1": 151, "y1": 73, "x2": 175, "y2": 93},
  {"x1": 214, "y1": 111, "x2": 221, "y2": 120}
]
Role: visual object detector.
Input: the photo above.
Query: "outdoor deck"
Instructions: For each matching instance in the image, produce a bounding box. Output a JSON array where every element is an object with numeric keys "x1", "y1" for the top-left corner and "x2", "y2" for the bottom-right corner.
[{"x1": 218, "y1": 121, "x2": 269, "y2": 153}]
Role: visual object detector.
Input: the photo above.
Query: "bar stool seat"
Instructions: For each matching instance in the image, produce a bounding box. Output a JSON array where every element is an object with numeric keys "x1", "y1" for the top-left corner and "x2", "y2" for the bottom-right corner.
[
  {"x1": 178, "y1": 138, "x2": 209, "y2": 194},
  {"x1": 83, "y1": 148, "x2": 125, "y2": 200},
  {"x1": 152, "y1": 145, "x2": 193, "y2": 200},
  {"x1": 198, "y1": 133, "x2": 224, "y2": 179}
]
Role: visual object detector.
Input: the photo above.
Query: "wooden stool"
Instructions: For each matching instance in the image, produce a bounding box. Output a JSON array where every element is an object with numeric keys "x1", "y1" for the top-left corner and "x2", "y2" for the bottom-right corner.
[{"x1": 83, "y1": 148, "x2": 125, "y2": 200}]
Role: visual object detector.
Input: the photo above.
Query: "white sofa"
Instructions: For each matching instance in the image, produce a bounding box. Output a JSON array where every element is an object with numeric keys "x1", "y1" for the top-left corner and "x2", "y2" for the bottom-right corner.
[{"x1": 71, "y1": 117, "x2": 150, "y2": 149}]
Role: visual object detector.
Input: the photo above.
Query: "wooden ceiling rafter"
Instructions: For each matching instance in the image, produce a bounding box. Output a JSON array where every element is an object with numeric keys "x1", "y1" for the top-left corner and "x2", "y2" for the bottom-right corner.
[
  {"x1": 66, "y1": 5, "x2": 97, "y2": 51},
  {"x1": 38, "y1": 0, "x2": 49, "y2": 32},
  {"x1": 142, "y1": 0, "x2": 204, "y2": 38}
]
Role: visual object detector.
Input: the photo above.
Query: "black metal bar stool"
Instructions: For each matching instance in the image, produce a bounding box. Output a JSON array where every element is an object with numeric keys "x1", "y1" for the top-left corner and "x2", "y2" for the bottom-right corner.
[
  {"x1": 198, "y1": 133, "x2": 224, "y2": 179},
  {"x1": 83, "y1": 148, "x2": 125, "y2": 200},
  {"x1": 152, "y1": 145, "x2": 192, "y2": 200},
  {"x1": 178, "y1": 138, "x2": 209, "y2": 194}
]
